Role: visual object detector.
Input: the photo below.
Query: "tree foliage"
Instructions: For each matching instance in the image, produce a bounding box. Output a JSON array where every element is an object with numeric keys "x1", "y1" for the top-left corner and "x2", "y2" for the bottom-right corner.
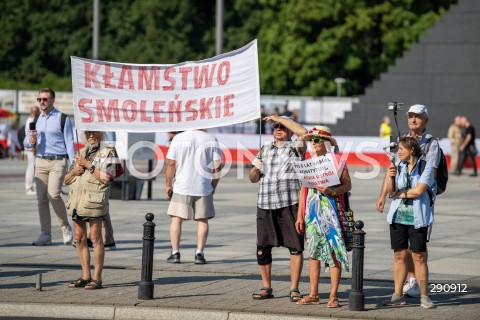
[{"x1": 0, "y1": 0, "x2": 456, "y2": 95}]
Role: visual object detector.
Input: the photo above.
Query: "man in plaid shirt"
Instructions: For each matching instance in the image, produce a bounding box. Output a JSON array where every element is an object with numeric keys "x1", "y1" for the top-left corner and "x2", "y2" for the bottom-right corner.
[{"x1": 249, "y1": 115, "x2": 307, "y2": 302}]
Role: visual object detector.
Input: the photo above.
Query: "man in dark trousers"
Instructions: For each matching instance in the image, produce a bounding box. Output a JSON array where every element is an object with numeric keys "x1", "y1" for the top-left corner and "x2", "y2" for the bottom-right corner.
[{"x1": 456, "y1": 117, "x2": 477, "y2": 177}]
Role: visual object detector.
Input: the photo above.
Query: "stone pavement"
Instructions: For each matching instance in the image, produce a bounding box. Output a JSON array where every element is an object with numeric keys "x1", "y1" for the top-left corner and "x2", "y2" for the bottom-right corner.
[{"x1": 0, "y1": 159, "x2": 479, "y2": 320}]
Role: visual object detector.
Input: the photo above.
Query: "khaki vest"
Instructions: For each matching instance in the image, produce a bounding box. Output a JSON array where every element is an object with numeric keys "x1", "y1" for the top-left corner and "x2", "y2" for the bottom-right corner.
[{"x1": 66, "y1": 147, "x2": 114, "y2": 218}]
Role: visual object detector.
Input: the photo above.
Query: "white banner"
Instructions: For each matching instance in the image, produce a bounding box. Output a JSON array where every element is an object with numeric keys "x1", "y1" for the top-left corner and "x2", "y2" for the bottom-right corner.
[
  {"x1": 71, "y1": 40, "x2": 260, "y2": 132},
  {"x1": 293, "y1": 153, "x2": 342, "y2": 188}
]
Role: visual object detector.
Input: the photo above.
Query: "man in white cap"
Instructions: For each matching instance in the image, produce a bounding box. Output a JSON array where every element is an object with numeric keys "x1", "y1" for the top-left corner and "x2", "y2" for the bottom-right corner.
[{"x1": 376, "y1": 104, "x2": 440, "y2": 306}]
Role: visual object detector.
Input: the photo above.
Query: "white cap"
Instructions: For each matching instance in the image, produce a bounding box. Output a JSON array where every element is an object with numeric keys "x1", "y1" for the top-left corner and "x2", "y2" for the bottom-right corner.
[{"x1": 406, "y1": 104, "x2": 428, "y2": 116}]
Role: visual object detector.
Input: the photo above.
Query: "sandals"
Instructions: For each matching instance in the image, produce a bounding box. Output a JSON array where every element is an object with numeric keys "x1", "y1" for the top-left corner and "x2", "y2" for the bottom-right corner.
[
  {"x1": 84, "y1": 279, "x2": 103, "y2": 290},
  {"x1": 252, "y1": 287, "x2": 274, "y2": 300},
  {"x1": 327, "y1": 297, "x2": 340, "y2": 308},
  {"x1": 289, "y1": 288, "x2": 301, "y2": 302},
  {"x1": 296, "y1": 294, "x2": 320, "y2": 305},
  {"x1": 68, "y1": 278, "x2": 91, "y2": 288}
]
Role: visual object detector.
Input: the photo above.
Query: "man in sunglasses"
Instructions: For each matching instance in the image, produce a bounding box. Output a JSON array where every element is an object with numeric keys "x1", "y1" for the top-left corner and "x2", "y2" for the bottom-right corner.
[
  {"x1": 24, "y1": 88, "x2": 76, "y2": 246},
  {"x1": 249, "y1": 115, "x2": 307, "y2": 302}
]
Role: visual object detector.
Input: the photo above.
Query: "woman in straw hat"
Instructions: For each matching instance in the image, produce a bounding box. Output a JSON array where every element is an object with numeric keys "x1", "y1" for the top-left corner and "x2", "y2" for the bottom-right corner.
[{"x1": 294, "y1": 125, "x2": 351, "y2": 307}]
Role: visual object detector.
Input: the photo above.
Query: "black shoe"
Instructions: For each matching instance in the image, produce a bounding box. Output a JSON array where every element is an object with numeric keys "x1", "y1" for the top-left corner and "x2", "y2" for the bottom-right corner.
[
  {"x1": 167, "y1": 252, "x2": 181, "y2": 263},
  {"x1": 195, "y1": 253, "x2": 206, "y2": 265},
  {"x1": 454, "y1": 171, "x2": 461, "y2": 176},
  {"x1": 470, "y1": 173, "x2": 478, "y2": 177}
]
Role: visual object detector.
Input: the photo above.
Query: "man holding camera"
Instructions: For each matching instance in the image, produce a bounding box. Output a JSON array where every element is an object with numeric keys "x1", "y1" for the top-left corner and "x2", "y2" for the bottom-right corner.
[{"x1": 376, "y1": 104, "x2": 440, "y2": 298}]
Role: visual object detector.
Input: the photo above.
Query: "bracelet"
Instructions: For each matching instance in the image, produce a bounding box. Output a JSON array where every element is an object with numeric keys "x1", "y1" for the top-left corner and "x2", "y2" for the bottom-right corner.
[{"x1": 331, "y1": 188, "x2": 337, "y2": 196}]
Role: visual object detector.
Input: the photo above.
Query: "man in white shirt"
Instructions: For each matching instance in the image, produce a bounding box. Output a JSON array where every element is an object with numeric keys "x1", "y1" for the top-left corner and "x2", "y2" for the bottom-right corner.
[{"x1": 165, "y1": 130, "x2": 222, "y2": 264}]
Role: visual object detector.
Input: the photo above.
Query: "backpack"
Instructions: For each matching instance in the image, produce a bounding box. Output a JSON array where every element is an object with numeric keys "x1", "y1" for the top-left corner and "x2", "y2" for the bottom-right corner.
[
  {"x1": 17, "y1": 125, "x2": 26, "y2": 151},
  {"x1": 424, "y1": 137, "x2": 448, "y2": 195}
]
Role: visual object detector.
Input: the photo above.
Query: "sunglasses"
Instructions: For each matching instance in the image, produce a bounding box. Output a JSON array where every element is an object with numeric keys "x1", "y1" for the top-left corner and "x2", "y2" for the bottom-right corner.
[
  {"x1": 85, "y1": 131, "x2": 99, "y2": 136},
  {"x1": 311, "y1": 138, "x2": 327, "y2": 144},
  {"x1": 272, "y1": 123, "x2": 286, "y2": 130},
  {"x1": 36, "y1": 98, "x2": 53, "y2": 102}
]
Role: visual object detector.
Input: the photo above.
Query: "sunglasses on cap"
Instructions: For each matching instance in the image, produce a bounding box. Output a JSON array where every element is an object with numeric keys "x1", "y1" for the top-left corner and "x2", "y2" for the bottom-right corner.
[
  {"x1": 311, "y1": 137, "x2": 327, "y2": 144},
  {"x1": 272, "y1": 123, "x2": 286, "y2": 130}
]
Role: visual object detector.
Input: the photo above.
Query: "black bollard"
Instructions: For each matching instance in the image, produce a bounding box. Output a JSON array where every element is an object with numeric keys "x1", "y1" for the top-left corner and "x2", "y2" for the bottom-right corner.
[
  {"x1": 349, "y1": 220, "x2": 366, "y2": 311},
  {"x1": 138, "y1": 213, "x2": 156, "y2": 300}
]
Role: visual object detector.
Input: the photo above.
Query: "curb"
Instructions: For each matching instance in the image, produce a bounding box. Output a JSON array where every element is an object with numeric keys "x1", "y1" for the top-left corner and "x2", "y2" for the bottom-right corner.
[{"x1": 0, "y1": 303, "x2": 347, "y2": 320}]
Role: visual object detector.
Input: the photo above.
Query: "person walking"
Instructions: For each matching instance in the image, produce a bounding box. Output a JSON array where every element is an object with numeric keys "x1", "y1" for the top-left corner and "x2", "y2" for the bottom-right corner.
[
  {"x1": 456, "y1": 117, "x2": 477, "y2": 177},
  {"x1": 376, "y1": 104, "x2": 440, "y2": 298},
  {"x1": 294, "y1": 126, "x2": 351, "y2": 307},
  {"x1": 165, "y1": 130, "x2": 222, "y2": 264},
  {"x1": 65, "y1": 130, "x2": 119, "y2": 290},
  {"x1": 383, "y1": 137, "x2": 436, "y2": 309},
  {"x1": 23, "y1": 88, "x2": 75, "y2": 246},
  {"x1": 447, "y1": 116, "x2": 463, "y2": 174},
  {"x1": 249, "y1": 115, "x2": 307, "y2": 302},
  {"x1": 379, "y1": 116, "x2": 392, "y2": 138},
  {"x1": 24, "y1": 106, "x2": 40, "y2": 195}
]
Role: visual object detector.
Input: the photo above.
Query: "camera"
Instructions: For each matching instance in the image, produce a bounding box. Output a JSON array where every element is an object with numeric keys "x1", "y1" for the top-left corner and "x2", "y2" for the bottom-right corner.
[{"x1": 388, "y1": 102, "x2": 403, "y2": 112}]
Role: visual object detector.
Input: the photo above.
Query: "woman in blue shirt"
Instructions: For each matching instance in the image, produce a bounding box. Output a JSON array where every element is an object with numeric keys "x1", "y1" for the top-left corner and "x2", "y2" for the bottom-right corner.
[{"x1": 383, "y1": 137, "x2": 436, "y2": 309}]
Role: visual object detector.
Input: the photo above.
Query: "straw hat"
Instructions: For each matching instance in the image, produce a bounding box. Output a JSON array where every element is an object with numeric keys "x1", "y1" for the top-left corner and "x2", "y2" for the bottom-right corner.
[{"x1": 303, "y1": 125, "x2": 337, "y2": 145}]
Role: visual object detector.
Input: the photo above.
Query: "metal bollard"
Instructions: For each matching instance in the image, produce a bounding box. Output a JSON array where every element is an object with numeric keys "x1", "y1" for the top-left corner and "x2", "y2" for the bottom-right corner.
[
  {"x1": 138, "y1": 213, "x2": 156, "y2": 300},
  {"x1": 349, "y1": 220, "x2": 366, "y2": 311},
  {"x1": 36, "y1": 274, "x2": 42, "y2": 291}
]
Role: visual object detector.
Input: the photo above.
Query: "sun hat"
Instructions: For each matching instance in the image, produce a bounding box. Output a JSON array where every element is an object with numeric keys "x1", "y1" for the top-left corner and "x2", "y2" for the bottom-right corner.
[
  {"x1": 303, "y1": 125, "x2": 336, "y2": 145},
  {"x1": 406, "y1": 104, "x2": 428, "y2": 116}
]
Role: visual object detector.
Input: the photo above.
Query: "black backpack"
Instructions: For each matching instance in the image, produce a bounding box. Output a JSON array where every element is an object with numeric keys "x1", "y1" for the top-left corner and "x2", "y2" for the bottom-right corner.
[{"x1": 424, "y1": 137, "x2": 448, "y2": 195}]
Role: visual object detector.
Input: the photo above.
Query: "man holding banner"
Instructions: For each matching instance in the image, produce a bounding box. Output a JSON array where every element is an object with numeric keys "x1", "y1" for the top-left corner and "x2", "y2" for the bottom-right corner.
[{"x1": 249, "y1": 115, "x2": 307, "y2": 301}]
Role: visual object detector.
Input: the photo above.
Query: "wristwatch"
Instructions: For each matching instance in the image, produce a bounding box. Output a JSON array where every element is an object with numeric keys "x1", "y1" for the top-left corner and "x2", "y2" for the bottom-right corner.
[{"x1": 89, "y1": 159, "x2": 97, "y2": 173}]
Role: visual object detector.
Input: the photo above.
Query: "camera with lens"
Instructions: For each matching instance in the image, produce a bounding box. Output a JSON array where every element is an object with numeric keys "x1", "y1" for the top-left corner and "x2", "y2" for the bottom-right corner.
[
  {"x1": 403, "y1": 197, "x2": 413, "y2": 206},
  {"x1": 388, "y1": 101, "x2": 403, "y2": 112}
]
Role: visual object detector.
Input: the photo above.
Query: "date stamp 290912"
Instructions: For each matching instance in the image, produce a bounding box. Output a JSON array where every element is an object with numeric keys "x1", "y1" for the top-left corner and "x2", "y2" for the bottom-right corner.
[{"x1": 430, "y1": 283, "x2": 467, "y2": 293}]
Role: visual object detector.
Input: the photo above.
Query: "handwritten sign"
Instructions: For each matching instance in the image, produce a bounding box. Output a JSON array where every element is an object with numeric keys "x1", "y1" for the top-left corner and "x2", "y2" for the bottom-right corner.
[{"x1": 293, "y1": 153, "x2": 342, "y2": 188}]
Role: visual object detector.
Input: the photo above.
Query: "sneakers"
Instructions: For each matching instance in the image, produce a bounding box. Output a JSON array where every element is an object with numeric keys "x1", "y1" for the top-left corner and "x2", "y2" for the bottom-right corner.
[
  {"x1": 420, "y1": 296, "x2": 436, "y2": 309},
  {"x1": 403, "y1": 279, "x2": 421, "y2": 298},
  {"x1": 167, "y1": 252, "x2": 181, "y2": 263},
  {"x1": 104, "y1": 242, "x2": 116, "y2": 251},
  {"x1": 32, "y1": 233, "x2": 52, "y2": 246},
  {"x1": 195, "y1": 253, "x2": 206, "y2": 265},
  {"x1": 26, "y1": 188, "x2": 36, "y2": 196},
  {"x1": 383, "y1": 293, "x2": 406, "y2": 306},
  {"x1": 62, "y1": 225, "x2": 73, "y2": 245}
]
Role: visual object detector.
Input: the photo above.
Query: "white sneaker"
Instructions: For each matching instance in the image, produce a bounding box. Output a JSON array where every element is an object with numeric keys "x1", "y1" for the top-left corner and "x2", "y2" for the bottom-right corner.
[
  {"x1": 62, "y1": 225, "x2": 73, "y2": 245},
  {"x1": 32, "y1": 233, "x2": 52, "y2": 246},
  {"x1": 26, "y1": 188, "x2": 36, "y2": 196},
  {"x1": 420, "y1": 296, "x2": 436, "y2": 309},
  {"x1": 403, "y1": 279, "x2": 421, "y2": 298}
]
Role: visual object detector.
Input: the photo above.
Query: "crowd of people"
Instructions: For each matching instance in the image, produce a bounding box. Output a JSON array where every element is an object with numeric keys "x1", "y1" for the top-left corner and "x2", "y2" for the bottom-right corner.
[
  {"x1": 448, "y1": 116, "x2": 477, "y2": 177},
  {"x1": 6, "y1": 87, "x2": 478, "y2": 308}
]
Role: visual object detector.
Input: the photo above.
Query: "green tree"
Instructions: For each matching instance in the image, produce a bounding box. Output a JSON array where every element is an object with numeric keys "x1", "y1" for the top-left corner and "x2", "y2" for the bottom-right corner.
[{"x1": 0, "y1": 0, "x2": 457, "y2": 95}]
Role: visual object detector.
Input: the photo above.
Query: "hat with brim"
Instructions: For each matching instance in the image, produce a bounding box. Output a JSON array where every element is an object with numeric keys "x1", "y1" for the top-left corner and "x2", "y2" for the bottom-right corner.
[
  {"x1": 303, "y1": 125, "x2": 336, "y2": 145},
  {"x1": 406, "y1": 104, "x2": 428, "y2": 116}
]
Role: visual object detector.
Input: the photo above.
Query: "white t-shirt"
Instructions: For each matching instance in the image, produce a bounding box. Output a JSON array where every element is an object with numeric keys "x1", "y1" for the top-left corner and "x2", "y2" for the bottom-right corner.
[{"x1": 166, "y1": 130, "x2": 222, "y2": 196}]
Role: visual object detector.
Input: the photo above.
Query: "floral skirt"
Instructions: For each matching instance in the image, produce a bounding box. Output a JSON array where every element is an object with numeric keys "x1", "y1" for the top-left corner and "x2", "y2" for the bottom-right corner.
[{"x1": 304, "y1": 188, "x2": 349, "y2": 272}]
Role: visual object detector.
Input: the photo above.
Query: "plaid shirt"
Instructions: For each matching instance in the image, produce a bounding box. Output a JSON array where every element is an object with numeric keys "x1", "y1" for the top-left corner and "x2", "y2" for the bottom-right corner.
[{"x1": 255, "y1": 141, "x2": 305, "y2": 210}]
